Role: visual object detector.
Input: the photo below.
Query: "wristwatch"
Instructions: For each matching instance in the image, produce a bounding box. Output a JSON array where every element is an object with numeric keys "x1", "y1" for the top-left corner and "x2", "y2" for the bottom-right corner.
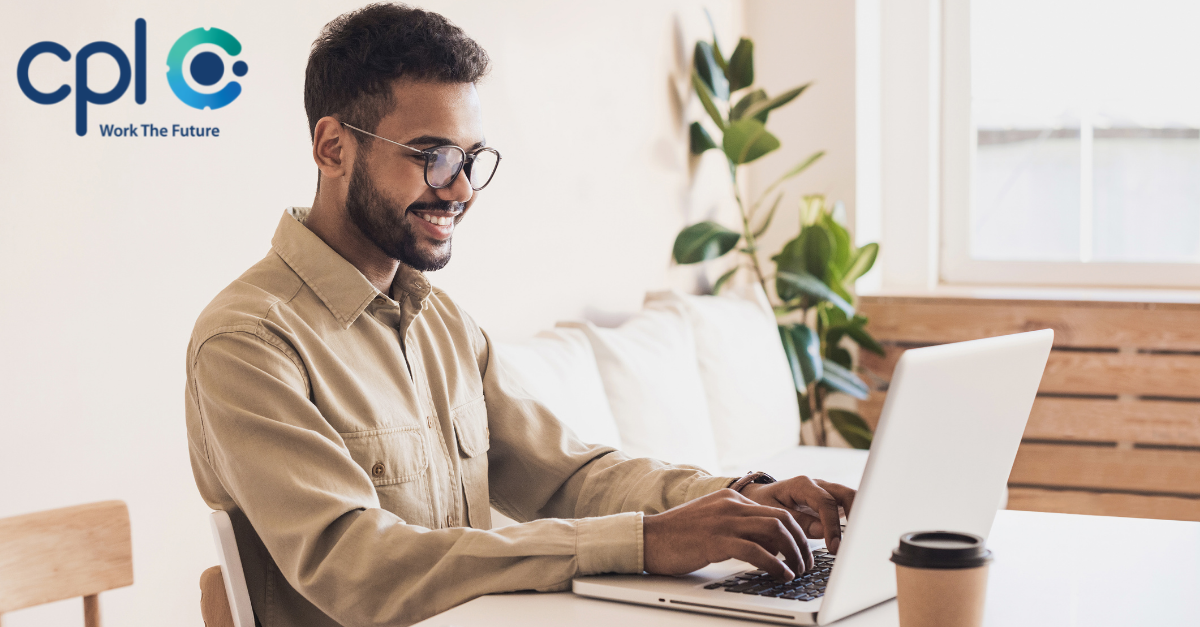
[{"x1": 729, "y1": 471, "x2": 777, "y2": 493}]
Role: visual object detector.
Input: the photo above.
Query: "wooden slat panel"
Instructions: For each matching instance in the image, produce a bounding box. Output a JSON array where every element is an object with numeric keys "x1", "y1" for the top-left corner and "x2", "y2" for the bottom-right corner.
[
  {"x1": 1042, "y1": 351, "x2": 1200, "y2": 397},
  {"x1": 0, "y1": 501, "x2": 133, "y2": 613},
  {"x1": 1010, "y1": 443, "x2": 1200, "y2": 495},
  {"x1": 1026, "y1": 397, "x2": 1200, "y2": 446},
  {"x1": 1007, "y1": 487, "x2": 1200, "y2": 522},
  {"x1": 860, "y1": 296, "x2": 1200, "y2": 350},
  {"x1": 857, "y1": 394, "x2": 1200, "y2": 446},
  {"x1": 862, "y1": 342, "x2": 1200, "y2": 398}
]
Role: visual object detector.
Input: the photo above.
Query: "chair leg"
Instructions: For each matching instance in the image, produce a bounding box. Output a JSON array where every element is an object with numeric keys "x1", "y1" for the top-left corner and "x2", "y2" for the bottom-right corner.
[{"x1": 83, "y1": 595, "x2": 101, "y2": 627}]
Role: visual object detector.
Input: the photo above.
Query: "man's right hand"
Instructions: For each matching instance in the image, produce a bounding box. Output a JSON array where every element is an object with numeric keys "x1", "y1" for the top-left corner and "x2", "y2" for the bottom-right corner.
[{"x1": 642, "y1": 488, "x2": 812, "y2": 581}]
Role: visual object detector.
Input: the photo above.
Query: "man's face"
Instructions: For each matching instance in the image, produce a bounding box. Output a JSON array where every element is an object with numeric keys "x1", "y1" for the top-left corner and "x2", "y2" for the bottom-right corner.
[{"x1": 345, "y1": 79, "x2": 484, "y2": 272}]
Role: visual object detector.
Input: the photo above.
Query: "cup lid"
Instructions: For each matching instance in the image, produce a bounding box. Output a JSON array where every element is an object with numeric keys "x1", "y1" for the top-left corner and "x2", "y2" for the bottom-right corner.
[{"x1": 890, "y1": 531, "x2": 993, "y2": 569}]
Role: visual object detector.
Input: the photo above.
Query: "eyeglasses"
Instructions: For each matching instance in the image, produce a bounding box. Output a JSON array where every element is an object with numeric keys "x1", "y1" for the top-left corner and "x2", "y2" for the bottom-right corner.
[{"x1": 341, "y1": 122, "x2": 501, "y2": 191}]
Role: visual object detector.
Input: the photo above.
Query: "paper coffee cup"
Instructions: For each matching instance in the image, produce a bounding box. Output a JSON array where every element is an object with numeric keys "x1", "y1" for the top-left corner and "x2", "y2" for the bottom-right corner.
[{"x1": 890, "y1": 531, "x2": 993, "y2": 627}]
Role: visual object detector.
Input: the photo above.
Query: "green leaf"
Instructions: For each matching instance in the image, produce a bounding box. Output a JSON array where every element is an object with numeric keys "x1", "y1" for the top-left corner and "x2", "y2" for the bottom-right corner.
[
  {"x1": 758, "y1": 152, "x2": 824, "y2": 203},
  {"x1": 820, "y1": 360, "x2": 869, "y2": 400},
  {"x1": 827, "y1": 346, "x2": 852, "y2": 369},
  {"x1": 801, "y1": 225, "x2": 834, "y2": 280},
  {"x1": 673, "y1": 221, "x2": 741, "y2": 264},
  {"x1": 775, "y1": 271, "x2": 855, "y2": 317},
  {"x1": 703, "y1": 8, "x2": 728, "y2": 73},
  {"x1": 689, "y1": 121, "x2": 718, "y2": 154},
  {"x1": 846, "y1": 319, "x2": 886, "y2": 356},
  {"x1": 821, "y1": 212, "x2": 852, "y2": 273},
  {"x1": 751, "y1": 193, "x2": 783, "y2": 239},
  {"x1": 694, "y1": 42, "x2": 729, "y2": 101},
  {"x1": 692, "y1": 71, "x2": 726, "y2": 131},
  {"x1": 730, "y1": 89, "x2": 767, "y2": 122},
  {"x1": 727, "y1": 38, "x2": 754, "y2": 92},
  {"x1": 712, "y1": 266, "x2": 739, "y2": 294},
  {"x1": 779, "y1": 324, "x2": 823, "y2": 389},
  {"x1": 827, "y1": 409, "x2": 873, "y2": 449},
  {"x1": 722, "y1": 117, "x2": 781, "y2": 165},
  {"x1": 843, "y1": 242, "x2": 879, "y2": 283},
  {"x1": 741, "y1": 82, "x2": 811, "y2": 121}
]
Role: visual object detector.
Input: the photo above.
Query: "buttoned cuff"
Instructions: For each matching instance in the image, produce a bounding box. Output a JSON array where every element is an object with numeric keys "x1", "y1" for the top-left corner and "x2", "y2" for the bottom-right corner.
[
  {"x1": 576, "y1": 512, "x2": 644, "y2": 575},
  {"x1": 683, "y1": 474, "x2": 742, "y2": 502}
]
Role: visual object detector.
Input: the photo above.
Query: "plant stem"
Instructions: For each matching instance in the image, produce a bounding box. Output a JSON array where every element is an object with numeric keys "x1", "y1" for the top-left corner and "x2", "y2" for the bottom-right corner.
[{"x1": 730, "y1": 161, "x2": 772, "y2": 301}]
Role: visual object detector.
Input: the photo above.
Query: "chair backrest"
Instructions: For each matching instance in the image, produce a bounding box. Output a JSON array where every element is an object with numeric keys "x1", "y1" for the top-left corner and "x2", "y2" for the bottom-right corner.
[
  {"x1": 207, "y1": 510, "x2": 254, "y2": 627},
  {"x1": 0, "y1": 500, "x2": 133, "y2": 627}
]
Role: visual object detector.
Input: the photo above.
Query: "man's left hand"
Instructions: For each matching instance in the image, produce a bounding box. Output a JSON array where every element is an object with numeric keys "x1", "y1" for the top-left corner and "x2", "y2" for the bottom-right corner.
[{"x1": 739, "y1": 476, "x2": 856, "y2": 555}]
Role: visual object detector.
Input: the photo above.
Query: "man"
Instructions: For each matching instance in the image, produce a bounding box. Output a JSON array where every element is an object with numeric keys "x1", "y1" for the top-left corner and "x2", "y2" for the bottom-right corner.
[{"x1": 185, "y1": 4, "x2": 856, "y2": 626}]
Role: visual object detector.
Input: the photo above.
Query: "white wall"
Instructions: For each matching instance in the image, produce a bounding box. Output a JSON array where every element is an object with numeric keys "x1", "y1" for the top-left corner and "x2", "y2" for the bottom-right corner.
[
  {"x1": 0, "y1": 1, "x2": 740, "y2": 625},
  {"x1": 743, "y1": 0, "x2": 860, "y2": 271}
]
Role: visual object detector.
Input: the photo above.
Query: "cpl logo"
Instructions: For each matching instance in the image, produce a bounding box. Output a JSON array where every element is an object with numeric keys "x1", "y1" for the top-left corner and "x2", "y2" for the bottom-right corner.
[{"x1": 15, "y1": 19, "x2": 248, "y2": 136}]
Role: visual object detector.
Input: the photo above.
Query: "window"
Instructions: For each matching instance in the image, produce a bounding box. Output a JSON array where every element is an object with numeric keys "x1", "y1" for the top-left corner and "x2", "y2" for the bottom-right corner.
[{"x1": 940, "y1": 0, "x2": 1200, "y2": 287}]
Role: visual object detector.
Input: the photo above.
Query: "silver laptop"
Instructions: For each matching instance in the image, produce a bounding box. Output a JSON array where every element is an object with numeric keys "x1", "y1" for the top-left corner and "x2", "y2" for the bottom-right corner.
[{"x1": 573, "y1": 329, "x2": 1053, "y2": 625}]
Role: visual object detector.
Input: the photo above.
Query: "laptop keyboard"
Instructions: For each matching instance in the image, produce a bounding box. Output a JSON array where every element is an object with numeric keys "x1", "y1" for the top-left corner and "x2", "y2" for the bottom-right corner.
[{"x1": 702, "y1": 548, "x2": 835, "y2": 602}]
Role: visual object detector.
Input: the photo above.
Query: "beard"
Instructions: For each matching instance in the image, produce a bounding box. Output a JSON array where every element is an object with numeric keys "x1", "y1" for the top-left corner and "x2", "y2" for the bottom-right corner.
[{"x1": 345, "y1": 155, "x2": 461, "y2": 272}]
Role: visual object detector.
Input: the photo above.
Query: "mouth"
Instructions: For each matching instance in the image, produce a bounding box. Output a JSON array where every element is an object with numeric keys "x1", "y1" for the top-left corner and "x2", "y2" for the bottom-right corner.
[{"x1": 409, "y1": 208, "x2": 461, "y2": 240}]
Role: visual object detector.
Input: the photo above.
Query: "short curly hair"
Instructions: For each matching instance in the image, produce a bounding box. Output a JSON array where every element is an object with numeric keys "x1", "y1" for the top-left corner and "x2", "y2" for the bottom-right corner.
[{"x1": 304, "y1": 3, "x2": 490, "y2": 139}]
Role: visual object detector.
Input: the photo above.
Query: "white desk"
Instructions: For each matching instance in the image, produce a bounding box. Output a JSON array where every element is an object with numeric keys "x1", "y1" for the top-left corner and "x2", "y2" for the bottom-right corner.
[
  {"x1": 420, "y1": 446, "x2": 1199, "y2": 626},
  {"x1": 415, "y1": 509, "x2": 1200, "y2": 626}
]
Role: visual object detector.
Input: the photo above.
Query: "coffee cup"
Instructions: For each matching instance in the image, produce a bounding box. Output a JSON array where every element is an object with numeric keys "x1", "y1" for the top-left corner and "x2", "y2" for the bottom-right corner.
[{"x1": 890, "y1": 531, "x2": 993, "y2": 627}]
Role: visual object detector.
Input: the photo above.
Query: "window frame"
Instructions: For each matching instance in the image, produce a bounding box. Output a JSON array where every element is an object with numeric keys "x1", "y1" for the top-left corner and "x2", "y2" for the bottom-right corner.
[{"x1": 938, "y1": 0, "x2": 1200, "y2": 288}]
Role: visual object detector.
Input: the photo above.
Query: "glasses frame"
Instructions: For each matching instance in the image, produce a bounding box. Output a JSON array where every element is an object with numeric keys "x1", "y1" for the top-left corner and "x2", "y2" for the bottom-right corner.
[{"x1": 341, "y1": 122, "x2": 501, "y2": 191}]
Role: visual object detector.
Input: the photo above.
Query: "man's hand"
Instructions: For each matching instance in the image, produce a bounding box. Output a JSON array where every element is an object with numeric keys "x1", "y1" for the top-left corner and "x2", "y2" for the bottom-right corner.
[
  {"x1": 643, "y1": 489, "x2": 813, "y2": 581},
  {"x1": 739, "y1": 476, "x2": 855, "y2": 555}
]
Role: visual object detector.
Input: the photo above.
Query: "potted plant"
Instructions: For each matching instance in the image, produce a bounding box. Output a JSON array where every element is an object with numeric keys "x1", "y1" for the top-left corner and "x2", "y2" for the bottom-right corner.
[{"x1": 674, "y1": 21, "x2": 882, "y2": 448}]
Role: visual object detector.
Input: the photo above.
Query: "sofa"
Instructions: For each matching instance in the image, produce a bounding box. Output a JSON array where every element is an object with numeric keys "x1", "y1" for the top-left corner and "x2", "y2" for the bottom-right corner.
[{"x1": 494, "y1": 287, "x2": 804, "y2": 477}]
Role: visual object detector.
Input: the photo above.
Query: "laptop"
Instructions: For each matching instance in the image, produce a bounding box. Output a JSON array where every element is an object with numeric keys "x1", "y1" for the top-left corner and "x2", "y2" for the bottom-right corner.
[{"x1": 573, "y1": 329, "x2": 1053, "y2": 625}]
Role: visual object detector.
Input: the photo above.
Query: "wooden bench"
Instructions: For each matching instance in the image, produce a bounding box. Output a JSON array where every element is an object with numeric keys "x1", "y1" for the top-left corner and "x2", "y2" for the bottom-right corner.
[{"x1": 857, "y1": 295, "x2": 1200, "y2": 522}]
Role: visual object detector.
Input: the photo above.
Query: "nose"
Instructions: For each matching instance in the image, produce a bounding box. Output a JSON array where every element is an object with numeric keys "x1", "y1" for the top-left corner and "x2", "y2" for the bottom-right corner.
[{"x1": 435, "y1": 166, "x2": 474, "y2": 204}]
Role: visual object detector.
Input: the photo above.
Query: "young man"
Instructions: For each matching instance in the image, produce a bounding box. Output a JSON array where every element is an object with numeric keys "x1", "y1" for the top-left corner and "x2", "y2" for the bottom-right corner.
[{"x1": 185, "y1": 4, "x2": 855, "y2": 626}]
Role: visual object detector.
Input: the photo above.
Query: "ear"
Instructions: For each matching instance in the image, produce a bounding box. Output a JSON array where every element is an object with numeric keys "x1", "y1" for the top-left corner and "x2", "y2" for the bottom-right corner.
[{"x1": 312, "y1": 116, "x2": 353, "y2": 180}]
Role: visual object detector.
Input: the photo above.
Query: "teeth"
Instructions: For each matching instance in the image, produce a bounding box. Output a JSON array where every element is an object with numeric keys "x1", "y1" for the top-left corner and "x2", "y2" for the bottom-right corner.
[{"x1": 417, "y1": 213, "x2": 454, "y2": 226}]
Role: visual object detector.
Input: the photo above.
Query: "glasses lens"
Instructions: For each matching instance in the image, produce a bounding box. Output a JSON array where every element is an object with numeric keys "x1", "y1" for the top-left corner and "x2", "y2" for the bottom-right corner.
[
  {"x1": 468, "y1": 150, "x2": 500, "y2": 189},
  {"x1": 425, "y1": 146, "x2": 465, "y2": 188}
]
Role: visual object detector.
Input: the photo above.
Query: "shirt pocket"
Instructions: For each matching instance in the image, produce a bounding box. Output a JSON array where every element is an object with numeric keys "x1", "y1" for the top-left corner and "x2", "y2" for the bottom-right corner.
[
  {"x1": 451, "y1": 396, "x2": 491, "y2": 528},
  {"x1": 342, "y1": 426, "x2": 428, "y2": 486}
]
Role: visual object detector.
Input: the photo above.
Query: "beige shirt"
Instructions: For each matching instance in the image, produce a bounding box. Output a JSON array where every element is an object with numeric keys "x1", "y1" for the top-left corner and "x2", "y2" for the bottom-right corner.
[{"x1": 185, "y1": 209, "x2": 734, "y2": 627}]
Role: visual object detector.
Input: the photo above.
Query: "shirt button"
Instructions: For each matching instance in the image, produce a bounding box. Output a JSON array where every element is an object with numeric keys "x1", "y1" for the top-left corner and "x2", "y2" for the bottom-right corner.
[
  {"x1": 427, "y1": 416, "x2": 433, "y2": 429},
  {"x1": 371, "y1": 462, "x2": 385, "y2": 477},
  {"x1": 445, "y1": 515, "x2": 454, "y2": 528}
]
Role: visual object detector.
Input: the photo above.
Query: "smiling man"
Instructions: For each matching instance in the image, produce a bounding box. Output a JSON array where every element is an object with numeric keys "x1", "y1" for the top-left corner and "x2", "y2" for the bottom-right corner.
[{"x1": 185, "y1": 4, "x2": 855, "y2": 627}]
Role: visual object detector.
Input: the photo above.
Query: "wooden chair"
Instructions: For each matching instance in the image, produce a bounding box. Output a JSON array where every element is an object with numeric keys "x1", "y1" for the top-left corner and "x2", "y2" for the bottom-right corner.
[
  {"x1": 199, "y1": 511, "x2": 254, "y2": 627},
  {"x1": 0, "y1": 501, "x2": 133, "y2": 627}
]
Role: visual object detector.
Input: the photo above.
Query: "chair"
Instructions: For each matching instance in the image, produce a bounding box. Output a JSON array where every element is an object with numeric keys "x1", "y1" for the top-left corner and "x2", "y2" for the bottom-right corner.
[
  {"x1": 199, "y1": 510, "x2": 254, "y2": 627},
  {"x1": 0, "y1": 500, "x2": 133, "y2": 627}
]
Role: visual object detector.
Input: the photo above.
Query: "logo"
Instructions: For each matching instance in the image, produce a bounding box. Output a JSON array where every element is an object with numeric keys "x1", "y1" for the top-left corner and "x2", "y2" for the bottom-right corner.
[
  {"x1": 166, "y1": 27, "x2": 247, "y2": 110},
  {"x1": 16, "y1": 20, "x2": 247, "y2": 136}
]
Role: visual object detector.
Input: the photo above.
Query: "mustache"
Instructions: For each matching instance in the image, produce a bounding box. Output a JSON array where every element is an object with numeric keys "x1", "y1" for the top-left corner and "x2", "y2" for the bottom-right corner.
[{"x1": 406, "y1": 200, "x2": 465, "y2": 215}]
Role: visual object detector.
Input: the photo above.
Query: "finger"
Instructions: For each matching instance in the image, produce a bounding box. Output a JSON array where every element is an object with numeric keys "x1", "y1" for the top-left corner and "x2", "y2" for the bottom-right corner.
[
  {"x1": 739, "y1": 516, "x2": 805, "y2": 576},
  {"x1": 733, "y1": 503, "x2": 813, "y2": 573},
  {"x1": 791, "y1": 480, "x2": 842, "y2": 554},
  {"x1": 816, "y1": 479, "x2": 856, "y2": 518},
  {"x1": 791, "y1": 511, "x2": 822, "y2": 538},
  {"x1": 726, "y1": 539, "x2": 793, "y2": 582}
]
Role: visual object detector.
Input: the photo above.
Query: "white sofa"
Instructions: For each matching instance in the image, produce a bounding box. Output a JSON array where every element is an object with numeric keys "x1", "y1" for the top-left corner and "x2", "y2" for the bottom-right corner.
[{"x1": 494, "y1": 287, "x2": 808, "y2": 478}]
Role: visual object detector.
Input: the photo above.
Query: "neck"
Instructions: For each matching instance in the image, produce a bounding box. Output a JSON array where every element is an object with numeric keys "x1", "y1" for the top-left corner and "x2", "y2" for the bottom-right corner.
[{"x1": 306, "y1": 193, "x2": 399, "y2": 296}]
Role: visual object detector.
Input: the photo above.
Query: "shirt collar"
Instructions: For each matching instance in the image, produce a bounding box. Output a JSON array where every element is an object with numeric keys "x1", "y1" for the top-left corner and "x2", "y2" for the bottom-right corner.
[{"x1": 272, "y1": 207, "x2": 430, "y2": 328}]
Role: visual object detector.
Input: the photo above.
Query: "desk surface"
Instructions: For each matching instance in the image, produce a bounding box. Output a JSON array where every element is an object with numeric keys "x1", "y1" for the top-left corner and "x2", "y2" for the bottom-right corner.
[{"x1": 415, "y1": 509, "x2": 1200, "y2": 626}]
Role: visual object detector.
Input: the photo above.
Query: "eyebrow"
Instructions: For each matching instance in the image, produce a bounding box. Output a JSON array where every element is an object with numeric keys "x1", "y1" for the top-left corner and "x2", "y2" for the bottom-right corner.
[{"x1": 405, "y1": 135, "x2": 487, "y2": 151}]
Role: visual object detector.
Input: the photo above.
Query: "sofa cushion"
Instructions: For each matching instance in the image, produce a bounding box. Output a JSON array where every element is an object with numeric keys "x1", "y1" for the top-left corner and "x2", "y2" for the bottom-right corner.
[
  {"x1": 560, "y1": 305, "x2": 722, "y2": 473},
  {"x1": 646, "y1": 289, "x2": 801, "y2": 474},
  {"x1": 492, "y1": 328, "x2": 623, "y2": 449}
]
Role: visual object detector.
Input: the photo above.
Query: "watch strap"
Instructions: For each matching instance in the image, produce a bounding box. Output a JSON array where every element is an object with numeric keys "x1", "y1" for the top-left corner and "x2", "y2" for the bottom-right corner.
[{"x1": 729, "y1": 471, "x2": 777, "y2": 493}]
